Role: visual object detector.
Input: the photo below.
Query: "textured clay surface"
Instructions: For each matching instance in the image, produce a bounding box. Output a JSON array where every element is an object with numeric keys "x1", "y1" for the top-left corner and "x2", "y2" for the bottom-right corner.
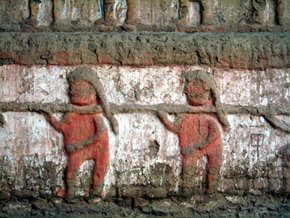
[
  {"x1": 0, "y1": 0, "x2": 289, "y2": 32},
  {"x1": 0, "y1": 32, "x2": 289, "y2": 70}
]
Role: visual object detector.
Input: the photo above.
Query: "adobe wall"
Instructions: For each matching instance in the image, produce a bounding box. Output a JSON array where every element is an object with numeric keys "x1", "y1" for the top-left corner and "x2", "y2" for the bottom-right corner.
[
  {"x1": 0, "y1": 0, "x2": 289, "y2": 217},
  {"x1": 0, "y1": 0, "x2": 289, "y2": 32}
]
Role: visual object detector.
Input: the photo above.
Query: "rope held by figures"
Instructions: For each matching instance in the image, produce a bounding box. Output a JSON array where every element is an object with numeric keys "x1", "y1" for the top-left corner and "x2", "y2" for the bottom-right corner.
[{"x1": 0, "y1": 102, "x2": 289, "y2": 133}]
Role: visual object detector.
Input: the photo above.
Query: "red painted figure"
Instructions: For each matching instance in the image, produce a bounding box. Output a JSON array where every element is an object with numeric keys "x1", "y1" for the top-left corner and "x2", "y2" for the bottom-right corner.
[
  {"x1": 43, "y1": 68, "x2": 113, "y2": 199},
  {"x1": 158, "y1": 71, "x2": 228, "y2": 194}
]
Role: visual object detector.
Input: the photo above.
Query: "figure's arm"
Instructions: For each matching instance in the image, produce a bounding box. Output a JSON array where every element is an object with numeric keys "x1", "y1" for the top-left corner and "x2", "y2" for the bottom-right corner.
[
  {"x1": 195, "y1": 120, "x2": 221, "y2": 148},
  {"x1": 181, "y1": 119, "x2": 221, "y2": 153},
  {"x1": 65, "y1": 115, "x2": 108, "y2": 153},
  {"x1": 208, "y1": 119, "x2": 221, "y2": 142},
  {"x1": 93, "y1": 115, "x2": 108, "y2": 139},
  {"x1": 157, "y1": 111, "x2": 184, "y2": 134},
  {"x1": 42, "y1": 113, "x2": 63, "y2": 132},
  {"x1": 195, "y1": 119, "x2": 220, "y2": 148}
]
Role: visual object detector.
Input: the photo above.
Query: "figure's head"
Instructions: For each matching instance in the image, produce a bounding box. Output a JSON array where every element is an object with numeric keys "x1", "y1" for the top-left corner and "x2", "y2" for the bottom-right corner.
[
  {"x1": 184, "y1": 70, "x2": 215, "y2": 106},
  {"x1": 185, "y1": 79, "x2": 212, "y2": 106},
  {"x1": 183, "y1": 70, "x2": 230, "y2": 130},
  {"x1": 67, "y1": 67, "x2": 98, "y2": 106},
  {"x1": 67, "y1": 66, "x2": 119, "y2": 135},
  {"x1": 69, "y1": 80, "x2": 97, "y2": 106}
]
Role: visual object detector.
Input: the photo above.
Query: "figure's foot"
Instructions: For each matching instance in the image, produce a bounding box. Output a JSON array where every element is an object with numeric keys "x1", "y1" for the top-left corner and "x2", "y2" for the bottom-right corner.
[
  {"x1": 56, "y1": 189, "x2": 67, "y2": 198},
  {"x1": 52, "y1": 198, "x2": 64, "y2": 204},
  {"x1": 93, "y1": 190, "x2": 104, "y2": 198},
  {"x1": 191, "y1": 195, "x2": 205, "y2": 202},
  {"x1": 65, "y1": 196, "x2": 78, "y2": 204},
  {"x1": 206, "y1": 186, "x2": 217, "y2": 195},
  {"x1": 83, "y1": 189, "x2": 90, "y2": 198},
  {"x1": 92, "y1": 197, "x2": 102, "y2": 203},
  {"x1": 206, "y1": 188, "x2": 211, "y2": 194},
  {"x1": 57, "y1": 189, "x2": 78, "y2": 203},
  {"x1": 88, "y1": 190, "x2": 104, "y2": 204}
]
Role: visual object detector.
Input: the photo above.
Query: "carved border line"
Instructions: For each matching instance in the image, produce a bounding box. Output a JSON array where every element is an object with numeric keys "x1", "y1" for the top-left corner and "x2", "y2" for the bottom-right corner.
[{"x1": 0, "y1": 102, "x2": 289, "y2": 133}]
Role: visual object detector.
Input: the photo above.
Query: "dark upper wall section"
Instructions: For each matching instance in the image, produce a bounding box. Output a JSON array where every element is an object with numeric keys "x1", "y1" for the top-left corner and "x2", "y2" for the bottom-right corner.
[
  {"x1": 0, "y1": 0, "x2": 289, "y2": 32},
  {"x1": 1, "y1": 32, "x2": 289, "y2": 69}
]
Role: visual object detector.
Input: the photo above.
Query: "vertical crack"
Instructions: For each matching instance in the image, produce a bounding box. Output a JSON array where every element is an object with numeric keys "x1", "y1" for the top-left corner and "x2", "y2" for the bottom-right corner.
[{"x1": 51, "y1": 0, "x2": 55, "y2": 27}]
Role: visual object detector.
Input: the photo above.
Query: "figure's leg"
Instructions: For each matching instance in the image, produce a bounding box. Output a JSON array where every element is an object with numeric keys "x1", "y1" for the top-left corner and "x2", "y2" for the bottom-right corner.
[
  {"x1": 65, "y1": 152, "x2": 85, "y2": 198},
  {"x1": 181, "y1": 149, "x2": 204, "y2": 194},
  {"x1": 92, "y1": 142, "x2": 110, "y2": 198},
  {"x1": 206, "y1": 144, "x2": 222, "y2": 193}
]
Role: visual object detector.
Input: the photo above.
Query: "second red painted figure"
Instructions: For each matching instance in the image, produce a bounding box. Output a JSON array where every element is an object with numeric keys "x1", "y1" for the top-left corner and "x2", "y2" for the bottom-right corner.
[{"x1": 158, "y1": 70, "x2": 228, "y2": 194}]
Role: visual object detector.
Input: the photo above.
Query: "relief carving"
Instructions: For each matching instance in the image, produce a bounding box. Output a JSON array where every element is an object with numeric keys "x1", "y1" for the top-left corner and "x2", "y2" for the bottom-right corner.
[
  {"x1": 158, "y1": 70, "x2": 229, "y2": 193},
  {"x1": 239, "y1": 0, "x2": 276, "y2": 25},
  {"x1": 113, "y1": 0, "x2": 128, "y2": 25},
  {"x1": 0, "y1": 67, "x2": 289, "y2": 199},
  {"x1": 40, "y1": 67, "x2": 118, "y2": 200}
]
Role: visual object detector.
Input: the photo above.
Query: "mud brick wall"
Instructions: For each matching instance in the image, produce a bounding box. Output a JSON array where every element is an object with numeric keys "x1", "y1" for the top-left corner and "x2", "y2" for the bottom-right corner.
[
  {"x1": 0, "y1": 0, "x2": 289, "y2": 207},
  {"x1": 0, "y1": 0, "x2": 290, "y2": 32}
]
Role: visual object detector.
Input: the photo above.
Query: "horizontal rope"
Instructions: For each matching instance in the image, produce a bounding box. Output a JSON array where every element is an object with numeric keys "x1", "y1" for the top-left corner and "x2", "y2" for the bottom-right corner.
[
  {"x1": 0, "y1": 102, "x2": 289, "y2": 115},
  {"x1": 0, "y1": 102, "x2": 289, "y2": 132}
]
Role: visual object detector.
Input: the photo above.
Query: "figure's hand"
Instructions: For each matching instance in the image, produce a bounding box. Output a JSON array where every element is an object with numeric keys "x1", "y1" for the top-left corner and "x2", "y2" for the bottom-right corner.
[
  {"x1": 65, "y1": 145, "x2": 76, "y2": 154},
  {"x1": 38, "y1": 111, "x2": 63, "y2": 132},
  {"x1": 157, "y1": 111, "x2": 168, "y2": 120},
  {"x1": 38, "y1": 109, "x2": 48, "y2": 115},
  {"x1": 38, "y1": 110, "x2": 51, "y2": 120}
]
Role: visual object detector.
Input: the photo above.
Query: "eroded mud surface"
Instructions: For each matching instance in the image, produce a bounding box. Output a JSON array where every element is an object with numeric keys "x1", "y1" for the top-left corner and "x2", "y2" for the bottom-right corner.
[{"x1": 0, "y1": 194, "x2": 289, "y2": 217}]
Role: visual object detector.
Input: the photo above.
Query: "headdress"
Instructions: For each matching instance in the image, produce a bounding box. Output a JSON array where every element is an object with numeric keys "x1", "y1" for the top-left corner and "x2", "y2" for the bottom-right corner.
[
  {"x1": 184, "y1": 70, "x2": 230, "y2": 129},
  {"x1": 68, "y1": 67, "x2": 119, "y2": 135}
]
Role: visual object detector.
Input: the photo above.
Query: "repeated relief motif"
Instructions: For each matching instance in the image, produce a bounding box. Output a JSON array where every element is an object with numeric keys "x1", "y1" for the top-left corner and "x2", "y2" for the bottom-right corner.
[
  {"x1": 40, "y1": 68, "x2": 228, "y2": 198},
  {"x1": 0, "y1": 67, "x2": 289, "y2": 199}
]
